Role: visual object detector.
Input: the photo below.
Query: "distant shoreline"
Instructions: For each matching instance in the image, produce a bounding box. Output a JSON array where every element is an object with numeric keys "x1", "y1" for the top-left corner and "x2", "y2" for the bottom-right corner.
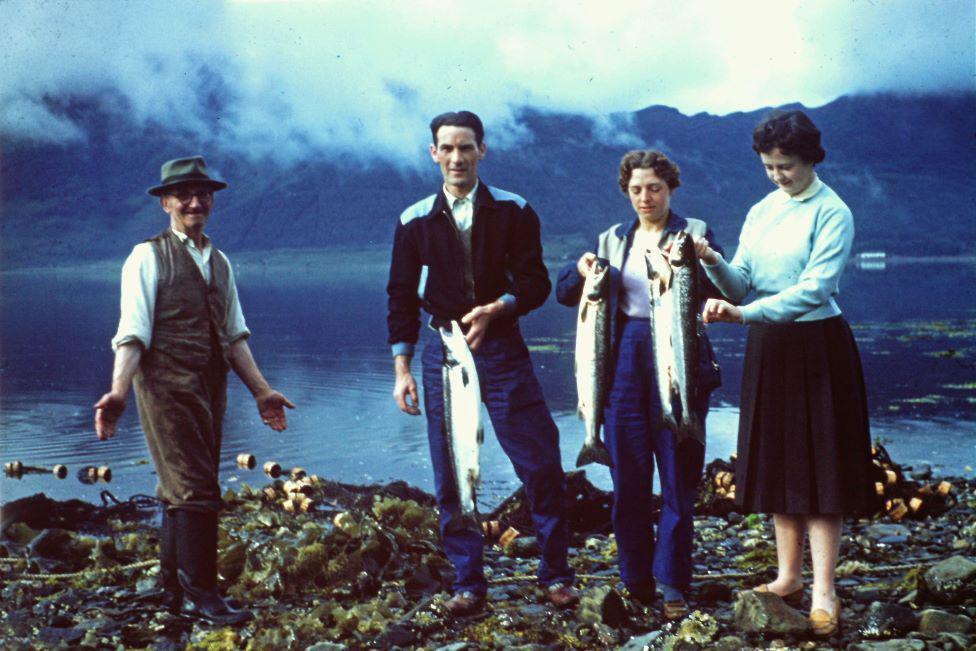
[{"x1": 2, "y1": 249, "x2": 975, "y2": 278}]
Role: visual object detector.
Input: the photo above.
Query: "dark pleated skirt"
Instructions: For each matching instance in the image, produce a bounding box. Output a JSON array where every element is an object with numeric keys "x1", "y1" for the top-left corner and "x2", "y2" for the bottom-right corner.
[{"x1": 735, "y1": 316, "x2": 878, "y2": 515}]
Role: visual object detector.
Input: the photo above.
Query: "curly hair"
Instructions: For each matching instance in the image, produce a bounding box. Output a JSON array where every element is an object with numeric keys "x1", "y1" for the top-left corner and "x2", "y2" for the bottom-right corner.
[
  {"x1": 617, "y1": 150, "x2": 681, "y2": 194},
  {"x1": 752, "y1": 110, "x2": 826, "y2": 164}
]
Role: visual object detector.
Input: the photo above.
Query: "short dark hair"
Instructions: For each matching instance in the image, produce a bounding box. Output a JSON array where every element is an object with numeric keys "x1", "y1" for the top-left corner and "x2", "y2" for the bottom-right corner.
[
  {"x1": 430, "y1": 111, "x2": 485, "y2": 146},
  {"x1": 752, "y1": 110, "x2": 826, "y2": 164},
  {"x1": 618, "y1": 150, "x2": 681, "y2": 193}
]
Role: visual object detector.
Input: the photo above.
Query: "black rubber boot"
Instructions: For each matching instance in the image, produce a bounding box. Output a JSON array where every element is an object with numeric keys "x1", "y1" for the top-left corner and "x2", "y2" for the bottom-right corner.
[
  {"x1": 159, "y1": 509, "x2": 182, "y2": 614},
  {"x1": 173, "y1": 508, "x2": 253, "y2": 626}
]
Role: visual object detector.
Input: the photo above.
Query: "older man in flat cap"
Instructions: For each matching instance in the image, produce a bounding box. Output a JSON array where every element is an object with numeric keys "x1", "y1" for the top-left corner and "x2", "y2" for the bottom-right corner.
[{"x1": 94, "y1": 156, "x2": 294, "y2": 625}]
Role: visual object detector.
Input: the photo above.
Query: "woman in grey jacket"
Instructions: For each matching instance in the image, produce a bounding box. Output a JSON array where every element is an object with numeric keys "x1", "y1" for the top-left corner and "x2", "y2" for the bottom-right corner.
[{"x1": 557, "y1": 150, "x2": 722, "y2": 619}]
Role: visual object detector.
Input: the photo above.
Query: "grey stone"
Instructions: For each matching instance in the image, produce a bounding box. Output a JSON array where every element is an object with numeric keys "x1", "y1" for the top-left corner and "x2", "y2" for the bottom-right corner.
[
  {"x1": 577, "y1": 585, "x2": 627, "y2": 628},
  {"x1": 918, "y1": 608, "x2": 973, "y2": 634},
  {"x1": 305, "y1": 644, "x2": 347, "y2": 651},
  {"x1": 923, "y1": 556, "x2": 976, "y2": 604},
  {"x1": 617, "y1": 630, "x2": 665, "y2": 651},
  {"x1": 733, "y1": 590, "x2": 811, "y2": 635},
  {"x1": 431, "y1": 644, "x2": 472, "y2": 651},
  {"x1": 866, "y1": 523, "x2": 911, "y2": 541},
  {"x1": 859, "y1": 601, "x2": 918, "y2": 638},
  {"x1": 935, "y1": 632, "x2": 972, "y2": 650},
  {"x1": 909, "y1": 463, "x2": 932, "y2": 480},
  {"x1": 503, "y1": 536, "x2": 541, "y2": 558},
  {"x1": 848, "y1": 640, "x2": 926, "y2": 651},
  {"x1": 711, "y1": 635, "x2": 748, "y2": 651}
]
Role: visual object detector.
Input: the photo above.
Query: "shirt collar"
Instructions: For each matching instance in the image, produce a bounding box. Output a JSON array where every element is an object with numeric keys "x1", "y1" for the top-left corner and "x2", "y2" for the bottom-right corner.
[
  {"x1": 776, "y1": 173, "x2": 823, "y2": 203},
  {"x1": 443, "y1": 180, "x2": 479, "y2": 208},
  {"x1": 170, "y1": 228, "x2": 210, "y2": 250}
]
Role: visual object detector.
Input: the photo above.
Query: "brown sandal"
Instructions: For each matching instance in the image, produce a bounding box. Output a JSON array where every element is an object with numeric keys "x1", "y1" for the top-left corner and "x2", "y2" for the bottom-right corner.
[
  {"x1": 752, "y1": 582, "x2": 804, "y2": 608},
  {"x1": 810, "y1": 596, "x2": 841, "y2": 637}
]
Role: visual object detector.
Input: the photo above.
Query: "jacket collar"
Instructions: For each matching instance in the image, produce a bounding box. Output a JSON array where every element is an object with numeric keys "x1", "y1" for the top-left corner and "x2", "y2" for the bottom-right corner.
[
  {"x1": 613, "y1": 211, "x2": 688, "y2": 240},
  {"x1": 429, "y1": 178, "x2": 493, "y2": 217}
]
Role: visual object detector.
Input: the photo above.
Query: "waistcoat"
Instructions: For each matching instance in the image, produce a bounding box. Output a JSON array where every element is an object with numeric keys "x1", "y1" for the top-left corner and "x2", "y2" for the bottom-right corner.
[{"x1": 145, "y1": 229, "x2": 231, "y2": 371}]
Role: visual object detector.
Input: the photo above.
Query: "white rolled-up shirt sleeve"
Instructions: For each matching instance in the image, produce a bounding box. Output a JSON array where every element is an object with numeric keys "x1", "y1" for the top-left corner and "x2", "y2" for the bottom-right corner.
[
  {"x1": 111, "y1": 243, "x2": 157, "y2": 351},
  {"x1": 220, "y1": 251, "x2": 250, "y2": 342}
]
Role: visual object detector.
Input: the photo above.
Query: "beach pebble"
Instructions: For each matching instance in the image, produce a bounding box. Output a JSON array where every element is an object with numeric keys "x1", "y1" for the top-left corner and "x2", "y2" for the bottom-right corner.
[
  {"x1": 848, "y1": 640, "x2": 925, "y2": 651},
  {"x1": 923, "y1": 556, "x2": 976, "y2": 604},
  {"x1": 733, "y1": 590, "x2": 812, "y2": 635},
  {"x1": 618, "y1": 630, "x2": 665, "y2": 651},
  {"x1": 859, "y1": 601, "x2": 918, "y2": 639},
  {"x1": 918, "y1": 609, "x2": 973, "y2": 634},
  {"x1": 576, "y1": 585, "x2": 627, "y2": 628}
]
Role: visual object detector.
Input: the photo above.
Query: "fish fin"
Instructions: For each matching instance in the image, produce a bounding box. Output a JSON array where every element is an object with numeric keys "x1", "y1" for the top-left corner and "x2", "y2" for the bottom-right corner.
[{"x1": 576, "y1": 442, "x2": 614, "y2": 468}]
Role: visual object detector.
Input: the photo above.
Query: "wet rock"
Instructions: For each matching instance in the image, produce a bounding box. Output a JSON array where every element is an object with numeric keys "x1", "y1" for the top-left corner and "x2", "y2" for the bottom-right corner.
[
  {"x1": 305, "y1": 643, "x2": 347, "y2": 651},
  {"x1": 848, "y1": 641, "x2": 926, "y2": 651},
  {"x1": 733, "y1": 590, "x2": 811, "y2": 636},
  {"x1": 934, "y1": 632, "x2": 973, "y2": 650},
  {"x1": 37, "y1": 626, "x2": 85, "y2": 646},
  {"x1": 577, "y1": 585, "x2": 627, "y2": 628},
  {"x1": 696, "y1": 580, "x2": 733, "y2": 603},
  {"x1": 711, "y1": 635, "x2": 748, "y2": 650},
  {"x1": 859, "y1": 601, "x2": 918, "y2": 639},
  {"x1": 618, "y1": 629, "x2": 664, "y2": 651},
  {"x1": 866, "y1": 524, "x2": 911, "y2": 539},
  {"x1": 909, "y1": 463, "x2": 932, "y2": 481},
  {"x1": 27, "y1": 527, "x2": 74, "y2": 558},
  {"x1": 503, "y1": 536, "x2": 541, "y2": 558},
  {"x1": 918, "y1": 608, "x2": 973, "y2": 634},
  {"x1": 666, "y1": 611, "x2": 719, "y2": 646},
  {"x1": 923, "y1": 556, "x2": 976, "y2": 604}
]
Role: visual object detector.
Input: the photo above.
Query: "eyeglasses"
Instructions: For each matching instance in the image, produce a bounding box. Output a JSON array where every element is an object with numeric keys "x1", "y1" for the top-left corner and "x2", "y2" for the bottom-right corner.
[{"x1": 167, "y1": 189, "x2": 214, "y2": 204}]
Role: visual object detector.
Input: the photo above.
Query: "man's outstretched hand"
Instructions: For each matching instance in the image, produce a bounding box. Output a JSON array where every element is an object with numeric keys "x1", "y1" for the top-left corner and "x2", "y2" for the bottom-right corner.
[
  {"x1": 94, "y1": 392, "x2": 127, "y2": 440},
  {"x1": 256, "y1": 390, "x2": 296, "y2": 431}
]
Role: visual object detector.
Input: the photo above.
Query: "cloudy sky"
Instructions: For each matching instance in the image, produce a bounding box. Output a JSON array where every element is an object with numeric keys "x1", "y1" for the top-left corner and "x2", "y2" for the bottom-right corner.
[{"x1": 2, "y1": 0, "x2": 973, "y2": 163}]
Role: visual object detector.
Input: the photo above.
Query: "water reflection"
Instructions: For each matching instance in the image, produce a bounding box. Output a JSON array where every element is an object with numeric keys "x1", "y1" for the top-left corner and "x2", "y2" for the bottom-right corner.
[{"x1": 1, "y1": 260, "x2": 974, "y2": 506}]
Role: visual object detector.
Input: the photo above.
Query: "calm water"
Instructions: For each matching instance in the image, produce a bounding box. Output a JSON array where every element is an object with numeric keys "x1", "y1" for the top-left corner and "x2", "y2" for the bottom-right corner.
[{"x1": 1, "y1": 257, "x2": 974, "y2": 507}]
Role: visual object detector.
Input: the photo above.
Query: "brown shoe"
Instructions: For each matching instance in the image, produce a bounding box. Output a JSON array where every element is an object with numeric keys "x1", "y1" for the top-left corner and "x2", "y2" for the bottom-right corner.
[
  {"x1": 662, "y1": 599, "x2": 690, "y2": 621},
  {"x1": 753, "y1": 582, "x2": 804, "y2": 608},
  {"x1": 809, "y1": 596, "x2": 841, "y2": 637},
  {"x1": 547, "y1": 583, "x2": 580, "y2": 609},
  {"x1": 445, "y1": 591, "x2": 485, "y2": 617}
]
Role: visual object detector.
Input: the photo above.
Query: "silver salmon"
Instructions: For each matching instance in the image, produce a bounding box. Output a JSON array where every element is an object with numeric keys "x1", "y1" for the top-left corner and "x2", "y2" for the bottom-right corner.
[
  {"x1": 574, "y1": 263, "x2": 614, "y2": 468},
  {"x1": 439, "y1": 320, "x2": 484, "y2": 529},
  {"x1": 646, "y1": 231, "x2": 703, "y2": 444}
]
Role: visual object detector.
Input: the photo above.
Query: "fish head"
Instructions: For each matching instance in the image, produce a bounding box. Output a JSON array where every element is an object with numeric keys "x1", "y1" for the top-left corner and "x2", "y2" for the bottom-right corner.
[
  {"x1": 583, "y1": 261, "x2": 610, "y2": 301},
  {"x1": 668, "y1": 231, "x2": 696, "y2": 267},
  {"x1": 439, "y1": 320, "x2": 471, "y2": 364}
]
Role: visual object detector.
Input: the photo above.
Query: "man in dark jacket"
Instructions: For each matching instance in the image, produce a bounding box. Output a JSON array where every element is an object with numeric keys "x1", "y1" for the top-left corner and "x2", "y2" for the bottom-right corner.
[
  {"x1": 387, "y1": 111, "x2": 578, "y2": 616},
  {"x1": 94, "y1": 156, "x2": 294, "y2": 625}
]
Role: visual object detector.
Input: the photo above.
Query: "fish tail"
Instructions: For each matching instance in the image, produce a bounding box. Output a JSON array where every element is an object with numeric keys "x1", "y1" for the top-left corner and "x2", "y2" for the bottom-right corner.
[
  {"x1": 445, "y1": 510, "x2": 482, "y2": 534},
  {"x1": 576, "y1": 441, "x2": 614, "y2": 468}
]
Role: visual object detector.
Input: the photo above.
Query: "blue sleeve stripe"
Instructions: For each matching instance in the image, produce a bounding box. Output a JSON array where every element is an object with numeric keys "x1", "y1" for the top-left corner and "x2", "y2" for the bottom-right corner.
[
  {"x1": 487, "y1": 186, "x2": 527, "y2": 208},
  {"x1": 400, "y1": 195, "x2": 437, "y2": 225}
]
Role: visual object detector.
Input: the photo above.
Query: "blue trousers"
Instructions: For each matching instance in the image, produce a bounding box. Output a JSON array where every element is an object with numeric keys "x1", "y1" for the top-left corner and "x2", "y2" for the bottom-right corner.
[
  {"x1": 605, "y1": 316, "x2": 706, "y2": 592},
  {"x1": 421, "y1": 323, "x2": 574, "y2": 595}
]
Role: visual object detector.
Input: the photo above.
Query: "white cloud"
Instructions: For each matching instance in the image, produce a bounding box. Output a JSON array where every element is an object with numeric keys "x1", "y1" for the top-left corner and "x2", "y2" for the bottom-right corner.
[{"x1": 1, "y1": 0, "x2": 972, "y2": 163}]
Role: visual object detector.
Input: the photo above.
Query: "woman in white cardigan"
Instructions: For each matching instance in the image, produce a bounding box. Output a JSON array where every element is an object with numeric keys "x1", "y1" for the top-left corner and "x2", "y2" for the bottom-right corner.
[{"x1": 693, "y1": 110, "x2": 876, "y2": 638}]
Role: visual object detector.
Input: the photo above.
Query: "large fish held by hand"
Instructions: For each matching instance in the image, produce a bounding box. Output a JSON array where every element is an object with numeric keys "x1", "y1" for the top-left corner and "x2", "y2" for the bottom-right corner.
[
  {"x1": 439, "y1": 320, "x2": 484, "y2": 530},
  {"x1": 645, "y1": 231, "x2": 704, "y2": 444},
  {"x1": 574, "y1": 262, "x2": 614, "y2": 467}
]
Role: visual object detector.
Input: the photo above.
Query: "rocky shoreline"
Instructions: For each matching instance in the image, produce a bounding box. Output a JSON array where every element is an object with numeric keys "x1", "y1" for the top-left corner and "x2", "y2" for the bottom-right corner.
[{"x1": 1, "y1": 465, "x2": 974, "y2": 650}]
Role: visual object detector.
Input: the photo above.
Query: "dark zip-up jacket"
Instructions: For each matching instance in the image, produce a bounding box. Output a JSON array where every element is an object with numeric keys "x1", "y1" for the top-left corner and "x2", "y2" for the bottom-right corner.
[{"x1": 387, "y1": 181, "x2": 550, "y2": 356}]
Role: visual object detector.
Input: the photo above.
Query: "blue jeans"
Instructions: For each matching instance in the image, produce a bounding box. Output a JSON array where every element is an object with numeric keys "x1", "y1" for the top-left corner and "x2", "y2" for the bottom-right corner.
[
  {"x1": 421, "y1": 322, "x2": 574, "y2": 595},
  {"x1": 605, "y1": 316, "x2": 706, "y2": 591}
]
